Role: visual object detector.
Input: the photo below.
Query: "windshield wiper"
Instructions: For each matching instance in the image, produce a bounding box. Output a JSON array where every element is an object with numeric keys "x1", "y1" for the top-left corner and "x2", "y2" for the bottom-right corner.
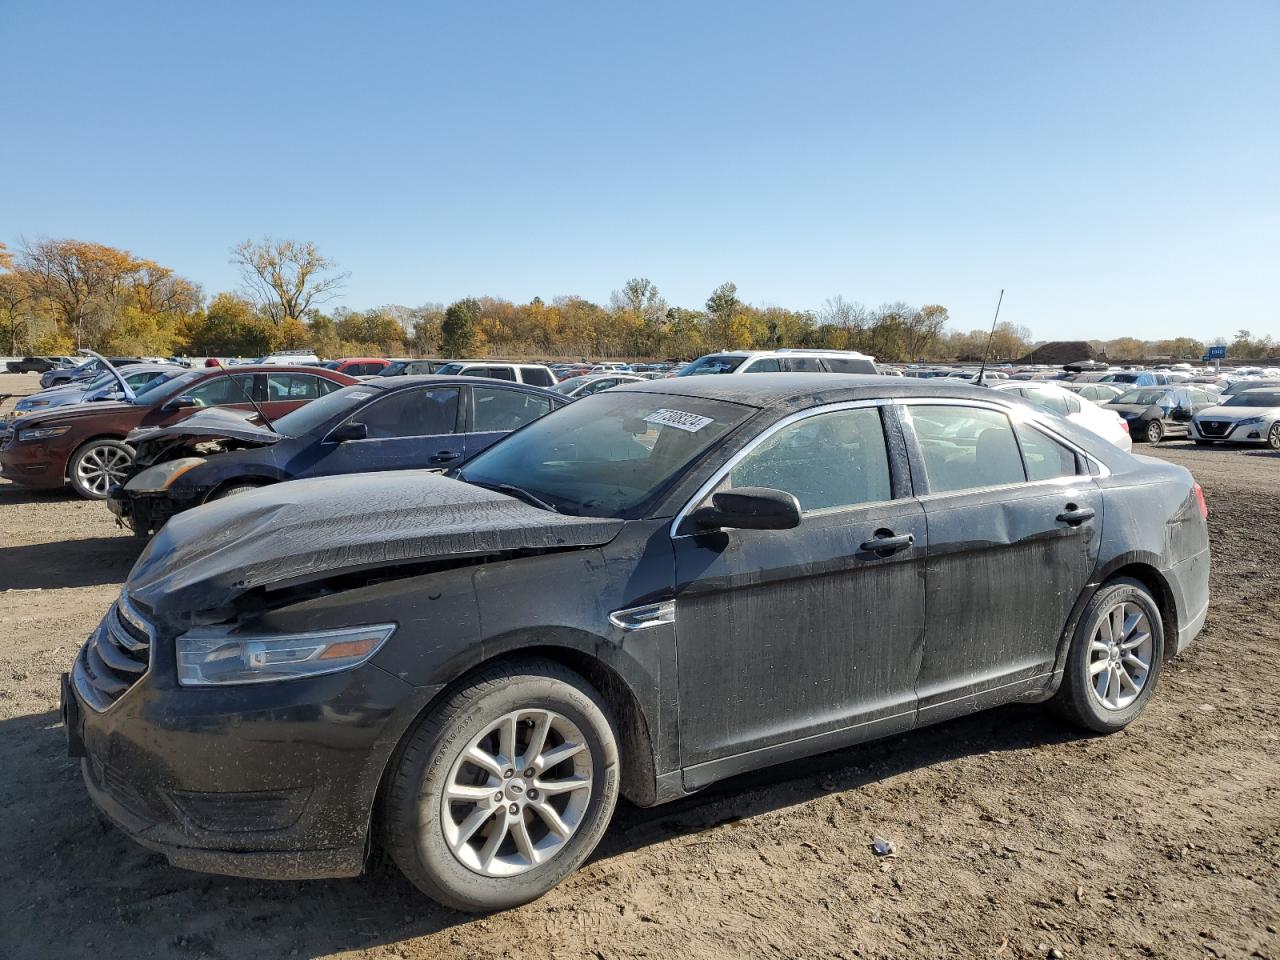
[{"x1": 465, "y1": 478, "x2": 559, "y2": 513}]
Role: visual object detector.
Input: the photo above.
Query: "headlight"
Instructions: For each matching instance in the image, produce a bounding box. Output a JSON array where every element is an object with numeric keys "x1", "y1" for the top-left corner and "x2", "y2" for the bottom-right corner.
[
  {"x1": 18, "y1": 426, "x2": 71, "y2": 441},
  {"x1": 1236, "y1": 416, "x2": 1264, "y2": 426},
  {"x1": 124, "y1": 456, "x2": 207, "y2": 493},
  {"x1": 176, "y1": 622, "x2": 396, "y2": 686}
]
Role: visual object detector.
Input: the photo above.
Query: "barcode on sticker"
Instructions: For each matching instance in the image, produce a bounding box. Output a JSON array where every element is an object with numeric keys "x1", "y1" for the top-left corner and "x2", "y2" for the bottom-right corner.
[{"x1": 643, "y1": 408, "x2": 714, "y2": 433}]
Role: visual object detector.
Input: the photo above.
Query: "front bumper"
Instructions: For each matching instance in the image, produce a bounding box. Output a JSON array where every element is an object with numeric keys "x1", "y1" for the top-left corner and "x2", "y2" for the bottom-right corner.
[
  {"x1": 63, "y1": 618, "x2": 441, "y2": 880},
  {"x1": 1189, "y1": 419, "x2": 1272, "y2": 444}
]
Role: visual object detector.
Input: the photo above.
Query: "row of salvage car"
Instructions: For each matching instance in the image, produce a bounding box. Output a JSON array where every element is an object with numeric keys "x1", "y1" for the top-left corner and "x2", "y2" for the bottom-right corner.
[{"x1": 10, "y1": 352, "x2": 1218, "y2": 913}]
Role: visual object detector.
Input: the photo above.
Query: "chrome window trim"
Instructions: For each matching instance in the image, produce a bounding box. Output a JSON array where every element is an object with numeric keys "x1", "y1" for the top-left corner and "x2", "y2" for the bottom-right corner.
[
  {"x1": 670, "y1": 398, "x2": 893, "y2": 540},
  {"x1": 895, "y1": 395, "x2": 1111, "y2": 482}
]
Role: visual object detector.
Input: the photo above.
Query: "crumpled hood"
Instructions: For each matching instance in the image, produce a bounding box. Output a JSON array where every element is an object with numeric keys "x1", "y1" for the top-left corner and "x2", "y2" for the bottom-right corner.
[
  {"x1": 127, "y1": 405, "x2": 277, "y2": 447},
  {"x1": 127, "y1": 470, "x2": 624, "y2": 616}
]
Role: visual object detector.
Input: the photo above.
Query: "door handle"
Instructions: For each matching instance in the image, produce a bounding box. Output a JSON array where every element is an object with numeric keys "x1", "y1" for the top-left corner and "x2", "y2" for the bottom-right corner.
[
  {"x1": 1056, "y1": 504, "x2": 1095, "y2": 526},
  {"x1": 429, "y1": 451, "x2": 458, "y2": 463},
  {"x1": 858, "y1": 530, "x2": 915, "y2": 555}
]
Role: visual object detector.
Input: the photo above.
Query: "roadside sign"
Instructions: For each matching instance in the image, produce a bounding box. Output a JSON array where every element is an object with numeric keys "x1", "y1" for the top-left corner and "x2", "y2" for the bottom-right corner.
[{"x1": 1207, "y1": 345, "x2": 1227, "y2": 359}]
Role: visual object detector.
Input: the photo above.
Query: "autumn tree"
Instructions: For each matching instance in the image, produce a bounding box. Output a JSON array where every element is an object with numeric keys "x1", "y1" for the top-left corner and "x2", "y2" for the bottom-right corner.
[
  {"x1": 705, "y1": 282, "x2": 749, "y2": 348},
  {"x1": 232, "y1": 238, "x2": 348, "y2": 325},
  {"x1": 441, "y1": 298, "x2": 481, "y2": 357}
]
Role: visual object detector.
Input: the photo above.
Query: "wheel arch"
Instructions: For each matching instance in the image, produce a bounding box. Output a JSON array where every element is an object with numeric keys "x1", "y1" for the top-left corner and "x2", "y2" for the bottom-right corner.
[{"x1": 1055, "y1": 558, "x2": 1180, "y2": 675}]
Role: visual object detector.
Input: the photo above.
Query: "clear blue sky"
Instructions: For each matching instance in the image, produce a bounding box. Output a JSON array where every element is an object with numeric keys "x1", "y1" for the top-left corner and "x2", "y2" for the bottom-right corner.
[{"x1": 1, "y1": 1, "x2": 1276, "y2": 342}]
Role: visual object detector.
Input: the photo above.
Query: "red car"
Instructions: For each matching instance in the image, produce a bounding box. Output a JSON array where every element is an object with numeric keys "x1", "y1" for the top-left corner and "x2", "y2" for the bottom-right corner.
[
  {"x1": 0, "y1": 365, "x2": 358, "y2": 499},
  {"x1": 323, "y1": 357, "x2": 391, "y2": 376}
]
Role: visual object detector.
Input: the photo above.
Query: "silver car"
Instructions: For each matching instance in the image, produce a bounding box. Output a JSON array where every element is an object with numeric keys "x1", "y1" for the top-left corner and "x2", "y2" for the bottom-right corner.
[
  {"x1": 12, "y1": 364, "x2": 184, "y2": 417},
  {"x1": 1189, "y1": 386, "x2": 1280, "y2": 449}
]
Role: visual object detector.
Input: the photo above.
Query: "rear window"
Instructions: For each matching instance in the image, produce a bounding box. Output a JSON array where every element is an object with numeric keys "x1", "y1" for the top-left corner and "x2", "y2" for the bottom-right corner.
[
  {"x1": 823, "y1": 356, "x2": 878, "y2": 374},
  {"x1": 520, "y1": 365, "x2": 555, "y2": 387}
]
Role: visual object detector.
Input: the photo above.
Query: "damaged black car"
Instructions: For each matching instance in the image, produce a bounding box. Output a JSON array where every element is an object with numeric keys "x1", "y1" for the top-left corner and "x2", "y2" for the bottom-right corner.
[
  {"x1": 108, "y1": 376, "x2": 567, "y2": 536},
  {"x1": 63, "y1": 374, "x2": 1210, "y2": 912}
]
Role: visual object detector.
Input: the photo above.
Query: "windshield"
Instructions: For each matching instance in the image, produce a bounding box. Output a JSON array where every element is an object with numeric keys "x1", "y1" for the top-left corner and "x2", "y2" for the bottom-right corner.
[
  {"x1": 552, "y1": 375, "x2": 596, "y2": 394},
  {"x1": 131, "y1": 368, "x2": 205, "y2": 405},
  {"x1": 677, "y1": 355, "x2": 746, "y2": 376},
  {"x1": 1114, "y1": 389, "x2": 1168, "y2": 405},
  {"x1": 458, "y1": 391, "x2": 753, "y2": 518},
  {"x1": 379, "y1": 361, "x2": 407, "y2": 376},
  {"x1": 269, "y1": 383, "x2": 377, "y2": 437},
  {"x1": 1225, "y1": 391, "x2": 1280, "y2": 407}
]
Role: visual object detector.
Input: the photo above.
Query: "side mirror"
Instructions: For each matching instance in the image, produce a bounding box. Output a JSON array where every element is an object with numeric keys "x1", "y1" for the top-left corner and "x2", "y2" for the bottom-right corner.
[
  {"x1": 163, "y1": 395, "x2": 198, "y2": 411},
  {"x1": 330, "y1": 421, "x2": 368, "y2": 443},
  {"x1": 690, "y1": 487, "x2": 802, "y2": 532}
]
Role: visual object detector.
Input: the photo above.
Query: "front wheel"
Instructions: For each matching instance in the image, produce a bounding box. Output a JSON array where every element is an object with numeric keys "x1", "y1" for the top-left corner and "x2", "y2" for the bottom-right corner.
[
  {"x1": 1268, "y1": 422, "x2": 1280, "y2": 451},
  {"x1": 1145, "y1": 420, "x2": 1164, "y2": 444},
  {"x1": 68, "y1": 439, "x2": 134, "y2": 500},
  {"x1": 1053, "y1": 577, "x2": 1165, "y2": 733},
  {"x1": 382, "y1": 658, "x2": 620, "y2": 912}
]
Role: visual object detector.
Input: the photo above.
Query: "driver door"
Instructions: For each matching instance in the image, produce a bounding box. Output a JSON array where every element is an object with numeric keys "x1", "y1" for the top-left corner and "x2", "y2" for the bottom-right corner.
[
  {"x1": 304, "y1": 385, "x2": 463, "y2": 477},
  {"x1": 672, "y1": 403, "x2": 927, "y2": 788}
]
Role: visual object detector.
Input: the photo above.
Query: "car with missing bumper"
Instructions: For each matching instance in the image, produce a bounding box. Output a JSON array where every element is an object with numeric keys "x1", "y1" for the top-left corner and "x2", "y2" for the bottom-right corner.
[
  {"x1": 109, "y1": 376, "x2": 568, "y2": 535},
  {"x1": 1, "y1": 365, "x2": 357, "y2": 498},
  {"x1": 63, "y1": 374, "x2": 1209, "y2": 912}
]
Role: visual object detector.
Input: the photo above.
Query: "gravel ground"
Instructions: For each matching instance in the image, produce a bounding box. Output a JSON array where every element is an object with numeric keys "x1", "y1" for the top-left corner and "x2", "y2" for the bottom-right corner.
[{"x1": 0, "y1": 372, "x2": 1276, "y2": 960}]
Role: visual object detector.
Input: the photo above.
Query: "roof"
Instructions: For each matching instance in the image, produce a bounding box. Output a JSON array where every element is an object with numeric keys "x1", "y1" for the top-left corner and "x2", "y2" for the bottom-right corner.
[
  {"x1": 613, "y1": 372, "x2": 1005, "y2": 408},
  {"x1": 699, "y1": 349, "x2": 875, "y2": 359},
  {"x1": 354, "y1": 374, "x2": 564, "y2": 395}
]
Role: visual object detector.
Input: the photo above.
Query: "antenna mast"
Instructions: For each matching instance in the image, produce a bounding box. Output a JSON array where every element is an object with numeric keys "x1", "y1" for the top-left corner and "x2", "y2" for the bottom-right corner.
[{"x1": 975, "y1": 289, "x2": 1005, "y2": 386}]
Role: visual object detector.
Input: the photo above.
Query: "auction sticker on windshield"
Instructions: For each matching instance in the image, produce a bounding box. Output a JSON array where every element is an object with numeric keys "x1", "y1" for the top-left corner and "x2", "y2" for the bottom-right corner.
[
  {"x1": 644, "y1": 408, "x2": 715, "y2": 433},
  {"x1": 347, "y1": 391, "x2": 373, "y2": 400}
]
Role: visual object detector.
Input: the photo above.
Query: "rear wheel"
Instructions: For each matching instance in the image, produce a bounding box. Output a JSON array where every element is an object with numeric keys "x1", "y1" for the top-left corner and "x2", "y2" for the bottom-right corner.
[
  {"x1": 382, "y1": 658, "x2": 619, "y2": 912},
  {"x1": 68, "y1": 439, "x2": 134, "y2": 500},
  {"x1": 1145, "y1": 420, "x2": 1164, "y2": 444},
  {"x1": 1053, "y1": 577, "x2": 1164, "y2": 733}
]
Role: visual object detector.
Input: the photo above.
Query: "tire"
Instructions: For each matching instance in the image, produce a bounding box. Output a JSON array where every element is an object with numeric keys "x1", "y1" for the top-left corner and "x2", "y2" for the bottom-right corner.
[
  {"x1": 1052, "y1": 577, "x2": 1165, "y2": 733},
  {"x1": 1268, "y1": 422, "x2": 1280, "y2": 451},
  {"x1": 208, "y1": 481, "x2": 267, "y2": 501},
  {"x1": 68, "y1": 439, "x2": 134, "y2": 500},
  {"x1": 1145, "y1": 420, "x2": 1163, "y2": 444},
  {"x1": 382, "y1": 658, "x2": 620, "y2": 912}
]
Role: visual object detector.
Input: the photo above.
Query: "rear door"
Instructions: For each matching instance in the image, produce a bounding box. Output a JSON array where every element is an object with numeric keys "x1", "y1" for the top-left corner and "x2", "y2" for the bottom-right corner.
[
  {"x1": 308, "y1": 385, "x2": 463, "y2": 476},
  {"x1": 261, "y1": 372, "x2": 338, "y2": 419},
  {"x1": 463, "y1": 386, "x2": 555, "y2": 458},
  {"x1": 672, "y1": 402, "x2": 927, "y2": 787},
  {"x1": 899, "y1": 399, "x2": 1102, "y2": 722}
]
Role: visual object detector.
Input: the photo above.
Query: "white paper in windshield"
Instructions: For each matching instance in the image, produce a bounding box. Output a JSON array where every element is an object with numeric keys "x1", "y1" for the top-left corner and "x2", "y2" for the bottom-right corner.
[
  {"x1": 347, "y1": 391, "x2": 373, "y2": 400},
  {"x1": 644, "y1": 408, "x2": 714, "y2": 433}
]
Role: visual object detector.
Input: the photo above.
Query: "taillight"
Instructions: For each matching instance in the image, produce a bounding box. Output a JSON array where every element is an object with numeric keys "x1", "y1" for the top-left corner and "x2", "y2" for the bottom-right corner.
[
  {"x1": 1194, "y1": 482, "x2": 1207, "y2": 519},
  {"x1": 1118, "y1": 419, "x2": 1130, "y2": 432}
]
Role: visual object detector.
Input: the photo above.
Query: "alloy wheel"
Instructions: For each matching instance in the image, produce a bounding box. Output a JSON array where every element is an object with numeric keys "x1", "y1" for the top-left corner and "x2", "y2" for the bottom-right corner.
[
  {"x1": 441, "y1": 709, "x2": 593, "y2": 878},
  {"x1": 1088, "y1": 601, "x2": 1154, "y2": 710},
  {"x1": 1146, "y1": 421, "x2": 1163, "y2": 443},
  {"x1": 76, "y1": 445, "x2": 131, "y2": 496},
  {"x1": 1269, "y1": 422, "x2": 1280, "y2": 450}
]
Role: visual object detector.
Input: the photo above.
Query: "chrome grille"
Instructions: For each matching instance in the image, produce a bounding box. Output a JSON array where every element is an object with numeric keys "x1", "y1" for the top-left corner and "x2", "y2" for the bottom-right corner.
[
  {"x1": 1197, "y1": 420, "x2": 1230, "y2": 437},
  {"x1": 73, "y1": 594, "x2": 153, "y2": 712}
]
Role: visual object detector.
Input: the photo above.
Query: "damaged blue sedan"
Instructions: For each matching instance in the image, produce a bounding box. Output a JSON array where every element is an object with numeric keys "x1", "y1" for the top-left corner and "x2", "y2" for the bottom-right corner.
[{"x1": 62, "y1": 374, "x2": 1210, "y2": 911}]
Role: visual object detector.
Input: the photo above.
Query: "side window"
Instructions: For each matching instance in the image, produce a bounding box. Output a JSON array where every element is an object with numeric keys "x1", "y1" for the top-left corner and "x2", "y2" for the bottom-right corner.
[
  {"x1": 908, "y1": 405, "x2": 1026, "y2": 494},
  {"x1": 316, "y1": 377, "x2": 344, "y2": 395},
  {"x1": 822, "y1": 357, "x2": 876, "y2": 374},
  {"x1": 479, "y1": 366, "x2": 517, "y2": 382},
  {"x1": 267, "y1": 373, "x2": 324, "y2": 401},
  {"x1": 1015, "y1": 422, "x2": 1079, "y2": 481},
  {"x1": 186, "y1": 374, "x2": 256, "y2": 406},
  {"x1": 781, "y1": 356, "x2": 822, "y2": 372},
  {"x1": 356, "y1": 387, "x2": 460, "y2": 439},
  {"x1": 520, "y1": 366, "x2": 555, "y2": 387},
  {"x1": 722, "y1": 407, "x2": 892, "y2": 512},
  {"x1": 743, "y1": 358, "x2": 782, "y2": 373},
  {"x1": 580, "y1": 378, "x2": 616, "y2": 395},
  {"x1": 472, "y1": 387, "x2": 553, "y2": 433}
]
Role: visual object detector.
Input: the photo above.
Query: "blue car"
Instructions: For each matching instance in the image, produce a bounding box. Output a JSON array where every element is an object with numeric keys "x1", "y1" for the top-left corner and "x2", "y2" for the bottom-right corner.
[
  {"x1": 14, "y1": 364, "x2": 184, "y2": 416},
  {"x1": 107, "y1": 376, "x2": 569, "y2": 535}
]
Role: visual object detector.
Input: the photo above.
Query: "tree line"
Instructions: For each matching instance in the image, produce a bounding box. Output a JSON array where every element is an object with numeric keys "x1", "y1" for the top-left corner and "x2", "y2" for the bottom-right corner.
[{"x1": 2, "y1": 237, "x2": 1271, "y2": 362}]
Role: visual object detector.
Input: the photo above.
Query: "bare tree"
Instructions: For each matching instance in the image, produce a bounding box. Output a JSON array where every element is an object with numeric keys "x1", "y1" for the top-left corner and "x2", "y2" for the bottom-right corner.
[{"x1": 232, "y1": 238, "x2": 348, "y2": 324}]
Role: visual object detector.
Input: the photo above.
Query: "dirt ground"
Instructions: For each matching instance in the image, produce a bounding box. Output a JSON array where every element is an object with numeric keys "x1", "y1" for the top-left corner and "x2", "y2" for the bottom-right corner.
[{"x1": 0, "y1": 372, "x2": 1276, "y2": 960}]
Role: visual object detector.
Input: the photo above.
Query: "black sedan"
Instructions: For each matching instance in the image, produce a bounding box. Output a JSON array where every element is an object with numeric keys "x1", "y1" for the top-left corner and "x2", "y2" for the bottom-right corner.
[
  {"x1": 1105, "y1": 385, "x2": 1219, "y2": 443},
  {"x1": 107, "y1": 376, "x2": 567, "y2": 535},
  {"x1": 65, "y1": 375, "x2": 1210, "y2": 912}
]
